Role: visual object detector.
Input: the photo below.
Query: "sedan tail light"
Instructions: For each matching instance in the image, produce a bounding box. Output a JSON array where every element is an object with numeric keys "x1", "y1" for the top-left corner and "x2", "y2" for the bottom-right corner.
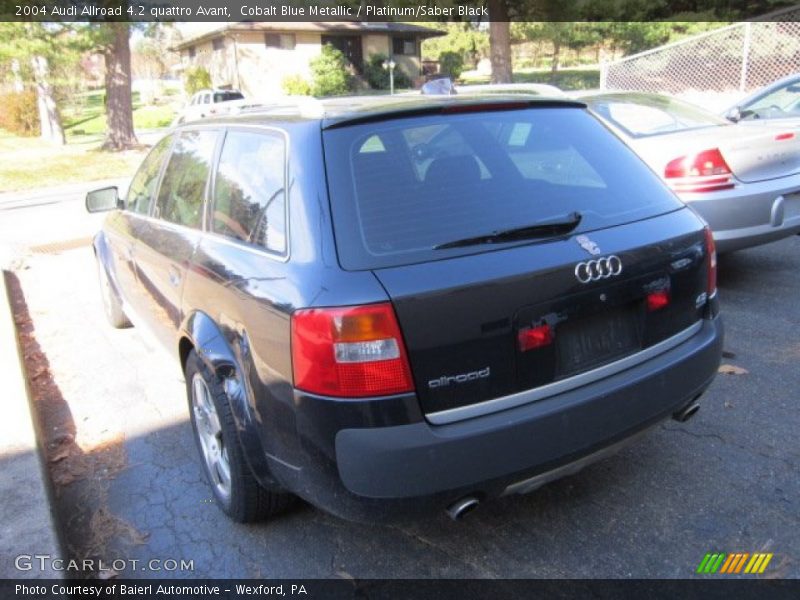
[
  {"x1": 664, "y1": 148, "x2": 735, "y2": 193},
  {"x1": 291, "y1": 303, "x2": 414, "y2": 398},
  {"x1": 704, "y1": 226, "x2": 717, "y2": 297}
]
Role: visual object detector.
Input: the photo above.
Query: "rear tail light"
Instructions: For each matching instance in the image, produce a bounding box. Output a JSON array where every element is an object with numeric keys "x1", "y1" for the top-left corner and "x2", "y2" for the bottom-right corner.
[
  {"x1": 518, "y1": 323, "x2": 553, "y2": 352},
  {"x1": 291, "y1": 303, "x2": 414, "y2": 398},
  {"x1": 704, "y1": 226, "x2": 717, "y2": 297},
  {"x1": 664, "y1": 148, "x2": 735, "y2": 193}
]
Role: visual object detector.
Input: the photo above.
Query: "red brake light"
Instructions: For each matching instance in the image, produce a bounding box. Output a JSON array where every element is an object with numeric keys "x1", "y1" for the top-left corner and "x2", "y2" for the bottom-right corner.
[
  {"x1": 646, "y1": 289, "x2": 670, "y2": 312},
  {"x1": 443, "y1": 101, "x2": 529, "y2": 114},
  {"x1": 664, "y1": 148, "x2": 734, "y2": 193},
  {"x1": 518, "y1": 323, "x2": 553, "y2": 352},
  {"x1": 291, "y1": 303, "x2": 414, "y2": 398},
  {"x1": 705, "y1": 227, "x2": 717, "y2": 297},
  {"x1": 775, "y1": 132, "x2": 795, "y2": 141}
]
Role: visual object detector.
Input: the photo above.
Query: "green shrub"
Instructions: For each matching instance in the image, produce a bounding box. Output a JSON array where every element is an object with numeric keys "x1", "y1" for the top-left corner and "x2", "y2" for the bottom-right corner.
[
  {"x1": 0, "y1": 90, "x2": 40, "y2": 136},
  {"x1": 362, "y1": 53, "x2": 412, "y2": 90},
  {"x1": 438, "y1": 51, "x2": 465, "y2": 80},
  {"x1": 310, "y1": 45, "x2": 352, "y2": 97},
  {"x1": 282, "y1": 74, "x2": 312, "y2": 96},
  {"x1": 514, "y1": 69, "x2": 600, "y2": 91},
  {"x1": 184, "y1": 66, "x2": 212, "y2": 96}
]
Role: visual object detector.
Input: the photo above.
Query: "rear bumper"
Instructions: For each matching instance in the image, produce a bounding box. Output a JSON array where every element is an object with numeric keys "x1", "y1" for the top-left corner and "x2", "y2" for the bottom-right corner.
[
  {"x1": 682, "y1": 175, "x2": 800, "y2": 252},
  {"x1": 283, "y1": 315, "x2": 722, "y2": 521}
]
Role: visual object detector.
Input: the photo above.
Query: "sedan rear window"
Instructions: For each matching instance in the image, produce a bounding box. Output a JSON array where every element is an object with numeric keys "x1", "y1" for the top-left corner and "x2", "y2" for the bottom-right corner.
[
  {"x1": 585, "y1": 95, "x2": 729, "y2": 138},
  {"x1": 323, "y1": 107, "x2": 684, "y2": 270}
]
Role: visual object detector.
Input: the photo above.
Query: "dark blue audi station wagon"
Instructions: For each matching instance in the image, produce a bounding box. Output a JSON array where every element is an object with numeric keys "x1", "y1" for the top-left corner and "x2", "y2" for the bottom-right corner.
[{"x1": 86, "y1": 95, "x2": 723, "y2": 523}]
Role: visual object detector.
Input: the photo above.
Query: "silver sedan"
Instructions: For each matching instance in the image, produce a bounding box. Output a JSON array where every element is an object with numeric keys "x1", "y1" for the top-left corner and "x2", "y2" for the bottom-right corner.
[{"x1": 576, "y1": 91, "x2": 800, "y2": 252}]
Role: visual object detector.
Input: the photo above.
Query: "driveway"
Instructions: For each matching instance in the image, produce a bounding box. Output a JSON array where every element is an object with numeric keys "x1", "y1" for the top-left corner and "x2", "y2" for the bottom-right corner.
[{"x1": 4, "y1": 204, "x2": 799, "y2": 578}]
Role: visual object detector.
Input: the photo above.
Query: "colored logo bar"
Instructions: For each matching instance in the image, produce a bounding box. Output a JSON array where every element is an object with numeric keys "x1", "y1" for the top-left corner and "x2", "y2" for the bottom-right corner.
[{"x1": 696, "y1": 552, "x2": 773, "y2": 574}]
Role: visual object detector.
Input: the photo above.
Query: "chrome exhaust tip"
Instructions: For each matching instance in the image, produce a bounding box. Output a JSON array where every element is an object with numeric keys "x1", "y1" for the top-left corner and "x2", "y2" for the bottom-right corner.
[
  {"x1": 445, "y1": 496, "x2": 480, "y2": 521},
  {"x1": 673, "y1": 402, "x2": 700, "y2": 423}
]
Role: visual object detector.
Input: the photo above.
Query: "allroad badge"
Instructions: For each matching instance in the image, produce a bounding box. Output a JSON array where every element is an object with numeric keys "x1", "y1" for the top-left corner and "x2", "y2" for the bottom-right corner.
[{"x1": 576, "y1": 235, "x2": 601, "y2": 256}]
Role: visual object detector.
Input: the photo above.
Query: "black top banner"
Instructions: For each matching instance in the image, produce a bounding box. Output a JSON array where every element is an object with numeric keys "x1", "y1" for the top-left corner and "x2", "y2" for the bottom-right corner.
[{"x1": 1, "y1": 0, "x2": 799, "y2": 22}]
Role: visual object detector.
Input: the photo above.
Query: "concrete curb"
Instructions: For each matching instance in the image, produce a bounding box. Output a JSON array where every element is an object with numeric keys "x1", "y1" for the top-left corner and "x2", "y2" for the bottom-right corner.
[{"x1": 0, "y1": 271, "x2": 64, "y2": 578}]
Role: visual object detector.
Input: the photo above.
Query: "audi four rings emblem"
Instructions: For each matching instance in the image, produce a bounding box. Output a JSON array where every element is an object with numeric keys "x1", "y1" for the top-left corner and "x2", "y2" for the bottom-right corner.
[{"x1": 574, "y1": 256, "x2": 623, "y2": 283}]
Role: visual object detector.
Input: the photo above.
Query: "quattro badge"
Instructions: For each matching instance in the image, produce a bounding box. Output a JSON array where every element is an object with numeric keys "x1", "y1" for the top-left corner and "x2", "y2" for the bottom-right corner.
[{"x1": 575, "y1": 234, "x2": 601, "y2": 256}]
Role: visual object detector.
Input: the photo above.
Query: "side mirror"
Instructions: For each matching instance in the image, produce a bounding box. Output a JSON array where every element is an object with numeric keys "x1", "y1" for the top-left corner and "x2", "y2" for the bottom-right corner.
[
  {"x1": 85, "y1": 186, "x2": 122, "y2": 213},
  {"x1": 725, "y1": 106, "x2": 742, "y2": 123}
]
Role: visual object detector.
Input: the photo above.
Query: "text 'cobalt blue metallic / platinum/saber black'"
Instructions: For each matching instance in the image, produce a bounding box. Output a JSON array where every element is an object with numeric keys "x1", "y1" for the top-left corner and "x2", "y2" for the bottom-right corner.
[{"x1": 86, "y1": 94, "x2": 723, "y2": 523}]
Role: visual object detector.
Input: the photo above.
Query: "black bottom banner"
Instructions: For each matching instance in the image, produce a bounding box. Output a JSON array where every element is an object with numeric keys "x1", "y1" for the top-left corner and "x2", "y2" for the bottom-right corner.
[{"x1": 3, "y1": 579, "x2": 800, "y2": 600}]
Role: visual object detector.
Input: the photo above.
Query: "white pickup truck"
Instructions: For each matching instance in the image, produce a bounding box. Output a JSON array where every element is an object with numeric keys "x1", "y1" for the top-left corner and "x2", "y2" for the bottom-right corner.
[{"x1": 173, "y1": 89, "x2": 250, "y2": 125}]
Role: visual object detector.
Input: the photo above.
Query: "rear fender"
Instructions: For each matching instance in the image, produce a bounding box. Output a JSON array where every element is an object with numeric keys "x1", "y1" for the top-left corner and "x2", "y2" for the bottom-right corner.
[{"x1": 180, "y1": 311, "x2": 280, "y2": 487}]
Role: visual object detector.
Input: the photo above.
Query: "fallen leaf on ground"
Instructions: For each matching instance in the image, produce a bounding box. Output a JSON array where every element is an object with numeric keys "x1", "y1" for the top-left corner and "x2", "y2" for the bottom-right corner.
[{"x1": 718, "y1": 364, "x2": 748, "y2": 375}]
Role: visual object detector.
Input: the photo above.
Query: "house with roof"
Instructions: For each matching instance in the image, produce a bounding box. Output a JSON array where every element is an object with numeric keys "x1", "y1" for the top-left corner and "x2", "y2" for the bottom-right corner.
[{"x1": 173, "y1": 22, "x2": 443, "y2": 97}]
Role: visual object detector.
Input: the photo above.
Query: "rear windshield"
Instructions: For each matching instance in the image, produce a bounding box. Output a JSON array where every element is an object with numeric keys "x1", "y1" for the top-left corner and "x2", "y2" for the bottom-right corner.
[
  {"x1": 323, "y1": 107, "x2": 684, "y2": 270},
  {"x1": 214, "y1": 91, "x2": 244, "y2": 103},
  {"x1": 584, "y1": 95, "x2": 729, "y2": 138}
]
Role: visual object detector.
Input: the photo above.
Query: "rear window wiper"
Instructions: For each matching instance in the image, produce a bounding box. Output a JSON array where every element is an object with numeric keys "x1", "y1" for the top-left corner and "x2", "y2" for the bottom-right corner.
[{"x1": 434, "y1": 212, "x2": 582, "y2": 250}]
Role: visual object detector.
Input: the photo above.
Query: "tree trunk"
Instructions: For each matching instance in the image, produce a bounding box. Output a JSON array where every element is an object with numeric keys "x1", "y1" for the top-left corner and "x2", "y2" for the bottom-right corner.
[
  {"x1": 551, "y1": 40, "x2": 561, "y2": 75},
  {"x1": 488, "y1": 0, "x2": 512, "y2": 84},
  {"x1": 31, "y1": 56, "x2": 65, "y2": 145},
  {"x1": 103, "y1": 23, "x2": 138, "y2": 151}
]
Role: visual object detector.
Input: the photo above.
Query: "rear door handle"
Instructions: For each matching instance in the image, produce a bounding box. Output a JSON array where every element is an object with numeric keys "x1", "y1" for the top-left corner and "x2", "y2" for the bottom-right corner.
[{"x1": 168, "y1": 265, "x2": 182, "y2": 287}]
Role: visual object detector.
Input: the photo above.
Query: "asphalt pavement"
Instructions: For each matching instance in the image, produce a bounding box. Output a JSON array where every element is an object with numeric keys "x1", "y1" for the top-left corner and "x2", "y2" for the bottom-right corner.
[{"x1": 2, "y1": 189, "x2": 798, "y2": 578}]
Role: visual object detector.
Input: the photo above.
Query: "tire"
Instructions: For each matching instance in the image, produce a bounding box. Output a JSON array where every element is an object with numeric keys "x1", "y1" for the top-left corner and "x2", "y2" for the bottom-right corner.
[
  {"x1": 184, "y1": 350, "x2": 295, "y2": 522},
  {"x1": 96, "y1": 259, "x2": 131, "y2": 329}
]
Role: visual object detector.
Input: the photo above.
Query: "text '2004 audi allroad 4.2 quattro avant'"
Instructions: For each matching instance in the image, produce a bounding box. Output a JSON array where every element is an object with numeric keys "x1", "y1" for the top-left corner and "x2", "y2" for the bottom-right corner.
[{"x1": 86, "y1": 94, "x2": 723, "y2": 523}]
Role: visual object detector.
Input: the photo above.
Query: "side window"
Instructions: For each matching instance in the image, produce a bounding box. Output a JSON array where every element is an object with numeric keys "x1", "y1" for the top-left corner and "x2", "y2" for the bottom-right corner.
[
  {"x1": 126, "y1": 136, "x2": 172, "y2": 215},
  {"x1": 746, "y1": 81, "x2": 800, "y2": 118},
  {"x1": 203, "y1": 94, "x2": 211, "y2": 105},
  {"x1": 212, "y1": 130, "x2": 286, "y2": 254},
  {"x1": 154, "y1": 130, "x2": 217, "y2": 229}
]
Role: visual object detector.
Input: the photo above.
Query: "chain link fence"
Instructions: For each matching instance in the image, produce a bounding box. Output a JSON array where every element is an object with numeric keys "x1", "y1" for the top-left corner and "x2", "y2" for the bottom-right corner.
[{"x1": 601, "y1": 7, "x2": 800, "y2": 104}]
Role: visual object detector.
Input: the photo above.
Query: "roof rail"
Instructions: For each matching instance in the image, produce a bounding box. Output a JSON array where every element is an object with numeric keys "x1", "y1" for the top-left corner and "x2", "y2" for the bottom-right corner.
[{"x1": 237, "y1": 96, "x2": 326, "y2": 118}]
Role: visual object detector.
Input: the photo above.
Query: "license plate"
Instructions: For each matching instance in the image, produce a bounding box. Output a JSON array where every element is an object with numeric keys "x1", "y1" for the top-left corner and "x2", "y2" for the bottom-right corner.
[{"x1": 556, "y1": 307, "x2": 641, "y2": 378}]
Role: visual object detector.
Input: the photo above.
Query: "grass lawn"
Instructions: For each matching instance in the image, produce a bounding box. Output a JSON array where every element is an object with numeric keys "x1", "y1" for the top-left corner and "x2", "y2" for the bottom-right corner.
[
  {"x1": 63, "y1": 89, "x2": 178, "y2": 140},
  {"x1": 0, "y1": 130, "x2": 148, "y2": 192},
  {"x1": 460, "y1": 68, "x2": 600, "y2": 91},
  {"x1": 0, "y1": 87, "x2": 181, "y2": 192}
]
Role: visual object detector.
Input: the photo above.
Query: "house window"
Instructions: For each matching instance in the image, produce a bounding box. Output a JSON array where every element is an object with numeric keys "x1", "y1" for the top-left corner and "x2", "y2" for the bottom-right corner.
[
  {"x1": 392, "y1": 37, "x2": 416, "y2": 56},
  {"x1": 188, "y1": 46, "x2": 196, "y2": 58},
  {"x1": 212, "y1": 38, "x2": 224, "y2": 52},
  {"x1": 265, "y1": 33, "x2": 296, "y2": 50}
]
